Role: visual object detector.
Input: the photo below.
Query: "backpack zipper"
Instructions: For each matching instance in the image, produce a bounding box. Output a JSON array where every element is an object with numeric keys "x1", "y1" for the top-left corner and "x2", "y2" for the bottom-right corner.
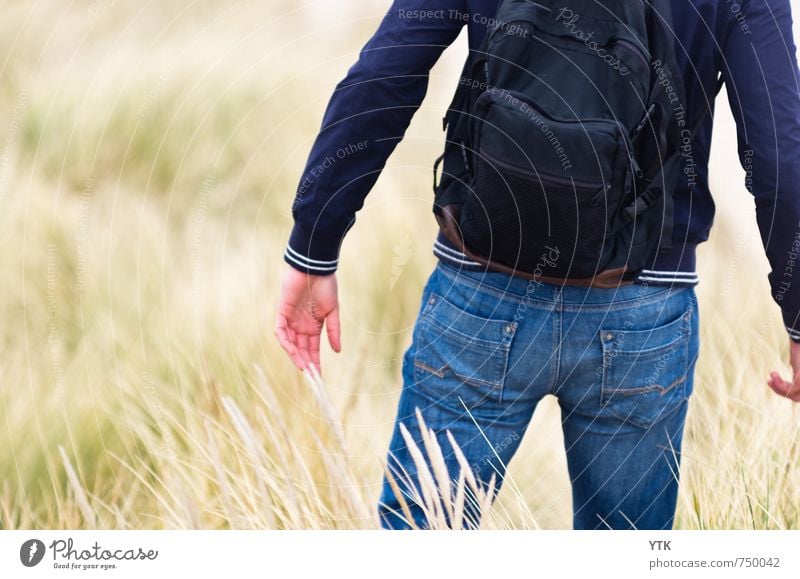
[
  {"x1": 614, "y1": 38, "x2": 650, "y2": 70},
  {"x1": 480, "y1": 149, "x2": 610, "y2": 203},
  {"x1": 475, "y1": 87, "x2": 625, "y2": 129}
]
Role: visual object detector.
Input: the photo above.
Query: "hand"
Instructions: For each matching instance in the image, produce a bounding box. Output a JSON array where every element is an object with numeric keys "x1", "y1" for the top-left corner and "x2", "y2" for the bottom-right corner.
[
  {"x1": 274, "y1": 266, "x2": 341, "y2": 375},
  {"x1": 767, "y1": 339, "x2": 800, "y2": 402}
]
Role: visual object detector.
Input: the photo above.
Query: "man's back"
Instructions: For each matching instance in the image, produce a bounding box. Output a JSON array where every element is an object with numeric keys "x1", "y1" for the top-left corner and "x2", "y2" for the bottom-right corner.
[
  {"x1": 275, "y1": 0, "x2": 800, "y2": 530},
  {"x1": 283, "y1": 0, "x2": 800, "y2": 342}
]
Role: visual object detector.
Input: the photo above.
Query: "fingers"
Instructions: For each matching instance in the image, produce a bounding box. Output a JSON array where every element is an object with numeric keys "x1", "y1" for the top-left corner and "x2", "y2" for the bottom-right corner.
[
  {"x1": 274, "y1": 314, "x2": 305, "y2": 371},
  {"x1": 771, "y1": 340, "x2": 800, "y2": 402},
  {"x1": 296, "y1": 333, "x2": 311, "y2": 371},
  {"x1": 309, "y1": 333, "x2": 321, "y2": 375},
  {"x1": 275, "y1": 304, "x2": 339, "y2": 375},
  {"x1": 285, "y1": 332, "x2": 322, "y2": 375},
  {"x1": 767, "y1": 371, "x2": 783, "y2": 392},
  {"x1": 326, "y1": 306, "x2": 342, "y2": 353},
  {"x1": 767, "y1": 371, "x2": 800, "y2": 401}
]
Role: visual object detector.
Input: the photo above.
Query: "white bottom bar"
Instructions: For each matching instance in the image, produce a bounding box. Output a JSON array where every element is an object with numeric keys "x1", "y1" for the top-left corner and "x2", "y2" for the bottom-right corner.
[{"x1": 2, "y1": 530, "x2": 799, "y2": 578}]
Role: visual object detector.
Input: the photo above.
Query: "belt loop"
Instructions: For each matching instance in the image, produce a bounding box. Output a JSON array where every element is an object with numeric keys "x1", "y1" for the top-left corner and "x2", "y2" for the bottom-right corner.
[{"x1": 553, "y1": 284, "x2": 563, "y2": 305}]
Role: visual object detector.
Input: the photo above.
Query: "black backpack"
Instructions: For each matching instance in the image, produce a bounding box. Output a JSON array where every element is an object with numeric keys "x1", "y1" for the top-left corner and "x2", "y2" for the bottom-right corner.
[{"x1": 433, "y1": 0, "x2": 704, "y2": 287}]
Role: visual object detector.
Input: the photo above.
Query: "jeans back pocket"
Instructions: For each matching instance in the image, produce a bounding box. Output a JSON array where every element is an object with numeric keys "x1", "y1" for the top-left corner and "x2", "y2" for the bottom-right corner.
[
  {"x1": 599, "y1": 307, "x2": 693, "y2": 429},
  {"x1": 412, "y1": 292, "x2": 516, "y2": 412}
]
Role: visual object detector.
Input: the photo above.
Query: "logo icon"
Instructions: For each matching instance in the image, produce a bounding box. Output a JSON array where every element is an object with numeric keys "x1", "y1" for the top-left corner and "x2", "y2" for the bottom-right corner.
[{"x1": 20, "y1": 539, "x2": 45, "y2": 567}]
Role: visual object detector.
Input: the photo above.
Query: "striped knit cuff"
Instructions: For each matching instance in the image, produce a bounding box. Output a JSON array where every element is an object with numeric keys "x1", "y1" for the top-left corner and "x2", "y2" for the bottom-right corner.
[
  {"x1": 283, "y1": 223, "x2": 341, "y2": 275},
  {"x1": 787, "y1": 326, "x2": 800, "y2": 344}
]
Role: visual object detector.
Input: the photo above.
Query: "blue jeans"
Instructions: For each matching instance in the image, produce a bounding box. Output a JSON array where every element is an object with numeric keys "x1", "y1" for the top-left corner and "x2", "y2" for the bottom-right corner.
[{"x1": 378, "y1": 261, "x2": 700, "y2": 530}]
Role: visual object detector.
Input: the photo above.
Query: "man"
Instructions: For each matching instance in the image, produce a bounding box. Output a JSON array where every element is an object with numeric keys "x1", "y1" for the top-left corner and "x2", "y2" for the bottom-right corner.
[{"x1": 275, "y1": 0, "x2": 800, "y2": 530}]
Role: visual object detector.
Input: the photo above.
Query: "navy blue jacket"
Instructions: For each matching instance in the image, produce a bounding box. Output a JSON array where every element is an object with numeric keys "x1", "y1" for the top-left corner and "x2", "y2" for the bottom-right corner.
[{"x1": 284, "y1": 0, "x2": 800, "y2": 342}]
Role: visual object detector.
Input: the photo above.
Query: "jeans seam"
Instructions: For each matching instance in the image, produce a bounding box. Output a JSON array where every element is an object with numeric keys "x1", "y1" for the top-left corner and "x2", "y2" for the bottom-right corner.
[
  {"x1": 557, "y1": 289, "x2": 677, "y2": 311},
  {"x1": 551, "y1": 295, "x2": 562, "y2": 393}
]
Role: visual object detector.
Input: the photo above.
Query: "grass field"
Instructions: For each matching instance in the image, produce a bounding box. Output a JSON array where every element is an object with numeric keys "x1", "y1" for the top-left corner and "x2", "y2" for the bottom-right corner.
[{"x1": 1, "y1": 0, "x2": 799, "y2": 529}]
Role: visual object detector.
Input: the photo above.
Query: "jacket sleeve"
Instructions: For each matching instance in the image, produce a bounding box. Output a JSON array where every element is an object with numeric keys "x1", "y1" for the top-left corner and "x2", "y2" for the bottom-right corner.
[
  {"x1": 284, "y1": 0, "x2": 467, "y2": 274},
  {"x1": 721, "y1": 0, "x2": 800, "y2": 342}
]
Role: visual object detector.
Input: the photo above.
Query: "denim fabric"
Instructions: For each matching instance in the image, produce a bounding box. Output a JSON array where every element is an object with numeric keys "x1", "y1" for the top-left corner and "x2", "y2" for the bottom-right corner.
[{"x1": 378, "y1": 260, "x2": 700, "y2": 530}]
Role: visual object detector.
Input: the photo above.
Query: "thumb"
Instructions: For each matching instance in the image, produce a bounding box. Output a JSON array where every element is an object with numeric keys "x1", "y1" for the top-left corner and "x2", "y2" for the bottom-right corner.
[{"x1": 326, "y1": 306, "x2": 342, "y2": 353}]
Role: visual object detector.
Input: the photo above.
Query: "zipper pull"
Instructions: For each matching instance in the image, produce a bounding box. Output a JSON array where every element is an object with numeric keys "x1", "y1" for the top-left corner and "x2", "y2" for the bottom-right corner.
[
  {"x1": 591, "y1": 184, "x2": 612, "y2": 206},
  {"x1": 629, "y1": 154, "x2": 643, "y2": 179},
  {"x1": 460, "y1": 141, "x2": 471, "y2": 177},
  {"x1": 632, "y1": 103, "x2": 656, "y2": 140}
]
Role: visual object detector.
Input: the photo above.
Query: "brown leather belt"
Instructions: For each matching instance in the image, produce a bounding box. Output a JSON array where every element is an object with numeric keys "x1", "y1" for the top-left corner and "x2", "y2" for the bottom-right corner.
[{"x1": 435, "y1": 204, "x2": 632, "y2": 290}]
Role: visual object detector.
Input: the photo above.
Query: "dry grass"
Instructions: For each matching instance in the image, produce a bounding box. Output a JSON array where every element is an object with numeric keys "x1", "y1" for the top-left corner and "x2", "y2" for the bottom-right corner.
[{"x1": 1, "y1": 0, "x2": 799, "y2": 530}]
